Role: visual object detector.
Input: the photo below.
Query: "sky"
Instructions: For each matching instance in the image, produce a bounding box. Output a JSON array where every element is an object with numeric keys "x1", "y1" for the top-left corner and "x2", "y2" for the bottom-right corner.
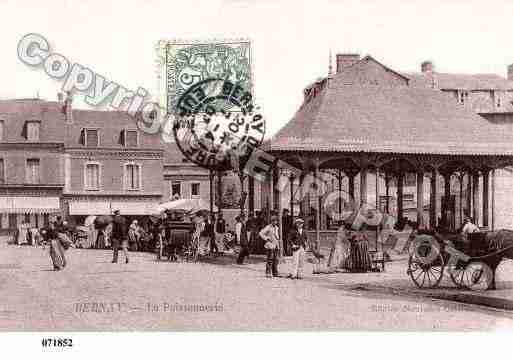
[{"x1": 3, "y1": 0, "x2": 513, "y2": 137}]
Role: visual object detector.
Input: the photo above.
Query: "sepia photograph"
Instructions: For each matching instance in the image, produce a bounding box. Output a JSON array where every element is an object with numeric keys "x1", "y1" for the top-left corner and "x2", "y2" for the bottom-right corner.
[{"x1": 1, "y1": 0, "x2": 513, "y2": 356}]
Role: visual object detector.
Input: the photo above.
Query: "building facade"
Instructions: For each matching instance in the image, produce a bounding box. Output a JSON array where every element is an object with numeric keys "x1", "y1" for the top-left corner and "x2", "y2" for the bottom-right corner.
[{"x1": 0, "y1": 100, "x2": 64, "y2": 235}]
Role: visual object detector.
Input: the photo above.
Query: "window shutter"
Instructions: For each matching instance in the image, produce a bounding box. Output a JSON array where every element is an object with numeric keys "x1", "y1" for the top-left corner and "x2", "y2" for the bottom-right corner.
[
  {"x1": 21, "y1": 121, "x2": 27, "y2": 139},
  {"x1": 119, "y1": 130, "x2": 125, "y2": 146},
  {"x1": 79, "y1": 128, "x2": 85, "y2": 145}
]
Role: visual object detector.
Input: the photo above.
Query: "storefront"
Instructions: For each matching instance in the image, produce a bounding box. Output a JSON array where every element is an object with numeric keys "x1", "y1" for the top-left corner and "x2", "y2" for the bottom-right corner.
[{"x1": 0, "y1": 196, "x2": 61, "y2": 236}]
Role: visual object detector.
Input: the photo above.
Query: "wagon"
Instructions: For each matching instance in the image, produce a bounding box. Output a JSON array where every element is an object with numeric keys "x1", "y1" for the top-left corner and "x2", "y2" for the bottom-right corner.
[{"x1": 407, "y1": 230, "x2": 513, "y2": 290}]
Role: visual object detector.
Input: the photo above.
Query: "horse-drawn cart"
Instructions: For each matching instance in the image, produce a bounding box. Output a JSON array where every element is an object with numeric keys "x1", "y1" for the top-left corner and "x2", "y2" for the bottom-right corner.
[{"x1": 407, "y1": 230, "x2": 513, "y2": 290}]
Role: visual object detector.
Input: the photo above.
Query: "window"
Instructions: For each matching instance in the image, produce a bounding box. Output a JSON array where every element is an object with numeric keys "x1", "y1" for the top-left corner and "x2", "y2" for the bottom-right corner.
[
  {"x1": 27, "y1": 121, "x2": 40, "y2": 141},
  {"x1": 171, "y1": 181, "x2": 181, "y2": 200},
  {"x1": 0, "y1": 120, "x2": 4, "y2": 141},
  {"x1": 458, "y1": 90, "x2": 469, "y2": 104},
  {"x1": 26, "y1": 158, "x2": 40, "y2": 184},
  {"x1": 84, "y1": 162, "x2": 100, "y2": 190},
  {"x1": 191, "y1": 182, "x2": 200, "y2": 197},
  {"x1": 124, "y1": 163, "x2": 141, "y2": 190},
  {"x1": 81, "y1": 128, "x2": 99, "y2": 147},
  {"x1": 121, "y1": 129, "x2": 139, "y2": 147},
  {"x1": 0, "y1": 159, "x2": 4, "y2": 184}
]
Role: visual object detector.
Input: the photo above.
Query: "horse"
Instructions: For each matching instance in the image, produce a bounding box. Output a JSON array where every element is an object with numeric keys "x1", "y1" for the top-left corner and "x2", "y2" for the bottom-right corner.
[{"x1": 430, "y1": 229, "x2": 513, "y2": 289}]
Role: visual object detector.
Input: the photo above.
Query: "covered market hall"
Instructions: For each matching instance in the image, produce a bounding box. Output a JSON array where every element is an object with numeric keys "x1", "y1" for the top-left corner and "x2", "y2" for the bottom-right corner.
[{"x1": 257, "y1": 54, "x2": 513, "y2": 248}]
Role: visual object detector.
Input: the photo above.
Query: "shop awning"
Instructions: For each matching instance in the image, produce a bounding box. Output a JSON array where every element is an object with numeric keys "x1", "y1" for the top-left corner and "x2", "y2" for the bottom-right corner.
[
  {"x1": 69, "y1": 200, "x2": 159, "y2": 216},
  {"x1": 69, "y1": 201, "x2": 111, "y2": 215},
  {"x1": 0, "y1": 196, "x2": 60, "y2": 214}
]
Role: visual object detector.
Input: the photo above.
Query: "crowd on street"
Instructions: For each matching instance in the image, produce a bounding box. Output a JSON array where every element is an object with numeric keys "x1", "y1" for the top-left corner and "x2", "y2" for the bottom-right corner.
[{"x1": 6, "y1": 205, "x2": 389, "y2": 279}]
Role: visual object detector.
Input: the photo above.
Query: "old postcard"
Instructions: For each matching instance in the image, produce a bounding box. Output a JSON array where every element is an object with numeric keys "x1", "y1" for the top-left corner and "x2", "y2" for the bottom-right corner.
[{"x1": 1, "y1": 0, "x2": 513, "y2": 355}]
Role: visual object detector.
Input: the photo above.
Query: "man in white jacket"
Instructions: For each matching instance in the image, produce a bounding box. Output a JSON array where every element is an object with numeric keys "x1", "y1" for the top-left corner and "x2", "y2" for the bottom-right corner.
[{"x1": 259, "y1": 215, "x2": 281, "y2": 278}]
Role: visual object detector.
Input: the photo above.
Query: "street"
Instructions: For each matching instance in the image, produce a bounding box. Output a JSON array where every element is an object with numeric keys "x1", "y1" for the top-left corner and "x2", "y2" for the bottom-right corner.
[{"x1": 1, "y1": 244, "x2": 512, "y2": 331}]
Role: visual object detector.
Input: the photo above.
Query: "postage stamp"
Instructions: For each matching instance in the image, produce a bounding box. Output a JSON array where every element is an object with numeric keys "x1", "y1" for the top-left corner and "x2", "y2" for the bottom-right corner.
[{"x1": 156, "y1": 39, "x2": 252, "y2": 117}]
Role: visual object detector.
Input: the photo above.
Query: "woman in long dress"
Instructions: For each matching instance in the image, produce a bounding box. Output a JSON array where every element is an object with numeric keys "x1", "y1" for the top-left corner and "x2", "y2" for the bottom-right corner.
[
  {"x1": 346, "y1": 226, "x2": 373, "y2": 273},
  {"x1": 17, "y1": 220, "x2": 29, "y2": 245},
  {"x1": 195, "y1": 214, "x2": 209, "y2": 257},
  {"x1": 42, "y1": 222, "x2": 66, "y2": 270},
  {"x1": 327, "y1": 226, "x2": 351, "y2": 272}
]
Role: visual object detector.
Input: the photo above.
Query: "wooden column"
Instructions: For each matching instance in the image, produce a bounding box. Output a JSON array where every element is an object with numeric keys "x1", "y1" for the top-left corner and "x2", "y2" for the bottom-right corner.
[
  {"x1": 385, "y1": 173, "x2": 390, "y2": 214},
  {"x1": 443, "y1": 173, "x2": 451, "y2": 229},
  {"x1": 492, "y1": 169, "x2": 495, "y2": 231},
  {"x1": 272, "y1": 168, "x2": 279, "y2": 212},
  {"x1": 338, "y1": 170, "x2": 343, "y2": 215},
  {"x1": 289, "y1": 175, "x2": 294, "y2": 216},
  {"x1": 209, "y1": 170, "x2": 214, "y2": 213},
  {"x1": 472, "y1": 172, "x2": 480, "y2": 226},
  {"x1": 482, "y1": 170, "x2": 489, "y2": 228},
  {"x1": 397, "y1": 173, "x2": 404, "y2": 220},
  {"x1": 376, "y1": 168, "x2": 380, "y2": 210},
  {"x1": 430, "y1": 169, "x2": 438, "y2": 229},
  {"x1": 466, "y1": 172, "x2": 472, "y2": 218},
  {"x1": 248, "y1": 176, "x2": 255, "y2": 215},
  {"x1": 276, "y1": 167, "x2": 283, "y2": 257},
  {"x1": 360, "y1": 168, "x2": 368, "y2": 205},
  {"x1": 416, "y1": 171, "x2": 424, "y2": 227},
  {"x1": 458, "y1": 173, "x2": 464, "y2": 228},
  {"x1": 348, "y1": 173, "x2": 355, "y2": 204},
  {"x1": 269, "y1": 168, "x2": 275, "y2": 217},
  {"x1": 314, "y1": 165, "x2": 321, "y2": 248},
  {"x1": 217, "y1": 170, "x2": 223, "y2": 214},
  {"x1": 299, "y1": 173, "x2": 305, "y2": 217}
]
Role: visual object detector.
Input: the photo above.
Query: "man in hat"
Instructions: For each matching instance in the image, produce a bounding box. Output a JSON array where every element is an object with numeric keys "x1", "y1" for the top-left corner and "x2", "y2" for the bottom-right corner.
[
  {"x1": 287, "y1": 218, "x2": 308, "y2": 279},
  {"x1": 461, "y1": 216, "x2": 479, "y2": 239},
  {"x1": 111, "y1": 210, "x2": 129, "y2": 264},
  {"x1": 259, "y1": 215, "x2": 281, "y2": 278}
]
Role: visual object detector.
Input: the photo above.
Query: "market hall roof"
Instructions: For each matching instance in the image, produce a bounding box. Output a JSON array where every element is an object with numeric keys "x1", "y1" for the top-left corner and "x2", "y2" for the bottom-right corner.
[{"x1": 266, "y1": 55, "x2": 513, "y2": 156}]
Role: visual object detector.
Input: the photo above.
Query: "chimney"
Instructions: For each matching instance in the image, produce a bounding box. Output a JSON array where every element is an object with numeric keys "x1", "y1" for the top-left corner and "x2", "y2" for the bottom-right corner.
[
  {"x1": 64, "y1": 91, "x2": 73, "y2": 123},
  {"x1": 336, "y1": 54, "x2": 360, "y2": 73},
  {"x1": 508, "y1": 64, "x2": 513, "y2": 81},
  {"x1": 421, "y1": 61, "x2": 434, "y2": 73}
]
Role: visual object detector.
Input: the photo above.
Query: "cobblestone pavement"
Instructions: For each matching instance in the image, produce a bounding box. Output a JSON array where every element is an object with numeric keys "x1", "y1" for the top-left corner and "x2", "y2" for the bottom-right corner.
[{"x1": 1, "y1": 244, "x2": 512, "y2": 331}]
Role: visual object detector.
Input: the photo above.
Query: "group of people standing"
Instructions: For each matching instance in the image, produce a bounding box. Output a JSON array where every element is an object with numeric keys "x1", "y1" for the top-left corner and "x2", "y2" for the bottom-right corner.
[{"x1": 258, "y1": 211, "x2": 375, "y2": 280}]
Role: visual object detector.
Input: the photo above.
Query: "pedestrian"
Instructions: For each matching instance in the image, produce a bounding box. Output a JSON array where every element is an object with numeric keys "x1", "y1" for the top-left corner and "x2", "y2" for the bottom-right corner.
[
  {"x1": 235, "y1": 214, "x2": 245, "y2": 245},
  {"x1": 128, "y1": 219, "x2": 140, "y2": 251},
  {"x1": 288, "y1": 218, "x2": 308, "y2": 279},
  {"x1": 215, "y1": 212, "x2": 226, "y2": 252},
  {"x1": 282, "y1": 209, "x2": 293, "y2": 256},
  {"x1": 191, "y1": 212, "x2": 207, "y2": 259},
  {"x1": 17, "y1": 220, "x2": 29, "y2": 245},
  {"x1": 461, "y1": 216, "x2": 479, "y2": 238},
  {"x1": 111, "y1": 210, "x2": 129, "y2": 264},
  {"x1": 259, "y1": 215, "x2": 281, "y2": 278},
  {"x1": 326, "y1": 225, "x2": 351, "y2": 272},
  {"x1": 206, "y1": 214, "x2": 218, "y2": 255},
  {"x1": 42, "y1": 221, "x2": 67, "y2": 271},
  {"x1": 346, "y1": 224, "x2": 373, "y2": 273},
  {"x1": 236, "y1": 216, "x2": 249, "y2": 264}
]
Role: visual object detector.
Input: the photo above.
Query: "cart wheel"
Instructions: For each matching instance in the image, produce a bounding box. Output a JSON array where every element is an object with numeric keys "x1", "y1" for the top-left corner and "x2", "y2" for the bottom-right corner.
[
  {"x1": 450, "y1": 260, "x2": 493, "y2": 291},
  {"x1": 407, "y1": 250, "x2": 444, "y2": 289},
  {"x1": 449, "y1": 261, "x2": 467, "y2": 289}
]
